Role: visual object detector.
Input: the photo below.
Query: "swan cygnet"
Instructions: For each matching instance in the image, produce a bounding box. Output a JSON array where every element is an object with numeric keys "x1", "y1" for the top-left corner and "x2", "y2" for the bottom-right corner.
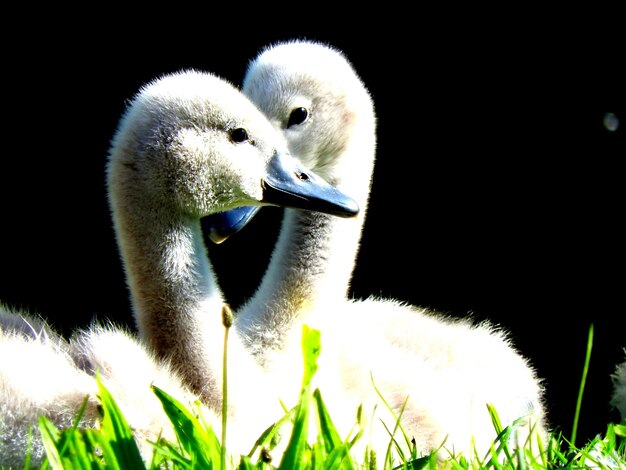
[
  {"x1": 230, "y1": 40, "x2": 377, "y2": 361},
  {"x1": 1, "y1": 69, "x2": 359, "y2": 467},
  {"x1": 71, "y1": 69, "x2": 358, "y2": 433},
  {"x1": 209, "y1": 40, "x2": 547, "y2": 461},
  {"x1": 611, "y1": 354, "x2": 626, "y2": 422}
]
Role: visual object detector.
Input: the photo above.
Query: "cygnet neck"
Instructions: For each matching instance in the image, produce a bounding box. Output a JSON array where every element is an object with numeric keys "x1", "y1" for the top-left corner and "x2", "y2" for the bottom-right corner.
[{"x1": 109, "y1": 165, "x2": 224, "y2": 402}]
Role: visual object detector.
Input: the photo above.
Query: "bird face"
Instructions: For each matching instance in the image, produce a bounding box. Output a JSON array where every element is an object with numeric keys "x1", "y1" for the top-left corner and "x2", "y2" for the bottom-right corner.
[
  {"x1": 242, "y1": 43, "x2": 368, "y2": 183},
  {"x1": 108, "y1": 70, "x2": 358, "y2": 222}
]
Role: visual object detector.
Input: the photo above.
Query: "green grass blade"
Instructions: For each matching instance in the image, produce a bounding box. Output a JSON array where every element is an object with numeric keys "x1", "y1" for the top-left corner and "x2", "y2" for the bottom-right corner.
[
  {"x1": 277, "y1": 325, "x2": 322, "y2": 470},
  {"x1": 392, "y1": 455, "x2": 431, "y2": 470},
  {"x1": 312, "y1": 388, "x2": 343, "y2": 452},
  {"x1": 571, "y1": 323, "x2": 594, "y2": 448},
  {"x1": 39, "y1": 394, "x2": 105, "y2": 470},
  {"x1": 38, "y1": 416, "x2": 64, "y2": 470},
  {"x1": 321, "y1": 445, "x2": 355, "y2": 470},
  {"x1": 237, "y1": 454, "x2": 263, "y2": 470},
  {"x1": 312, "y1": 388, "x2": 357, "y2": 470},
  {"x1": 277, "y1": 379, "x2": 312, "y2": 470},
  {"x1": 151, "y1": 383, "x2": 222, "y2": 468},
  {"x1": 369, "y1": 371, "x2": 412, "y2": 459},
  {"x1": 248, "y1": 406, "x2": 296, "y2": 459},
  {"x1": 95, "y1": 376, "x2": 146, "y2": 469}
]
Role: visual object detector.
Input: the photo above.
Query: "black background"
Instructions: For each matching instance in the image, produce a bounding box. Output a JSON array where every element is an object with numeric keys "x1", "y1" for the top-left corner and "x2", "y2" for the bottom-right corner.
[{"x1": 0, "y1": 12, "x2": 623, "y2": 447}]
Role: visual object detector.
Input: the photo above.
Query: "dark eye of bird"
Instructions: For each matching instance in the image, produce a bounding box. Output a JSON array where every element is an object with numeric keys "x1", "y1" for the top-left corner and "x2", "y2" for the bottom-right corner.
[
  {"x1": 230, "y1": 128, "x2": 249, "y2": 143},
  {"x1": 286, "y1": 107, "x2": 309, "y2": 128},
  {"x1": 296, "y1": 171, "x2": 310, "y2": 181}
]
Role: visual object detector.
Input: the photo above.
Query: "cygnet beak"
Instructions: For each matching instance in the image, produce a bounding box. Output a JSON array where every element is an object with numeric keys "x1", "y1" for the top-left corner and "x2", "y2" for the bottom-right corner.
[
  {"x1": 262, "y1": 151, "x2": 359, "y2": 217},
  {"x1": 205, "y1": 206, "x2": 260, "y2": 244},
  {"x1": 205, "y1": 152, "x2": 358, "y2": 244}
]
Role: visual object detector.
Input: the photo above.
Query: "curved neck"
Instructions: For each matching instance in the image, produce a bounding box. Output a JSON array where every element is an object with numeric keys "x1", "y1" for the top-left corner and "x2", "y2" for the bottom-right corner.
[
  {"x1": 110, "y1": 178, "x2": 225, "y2": 401},
  {"x1": 251, "y1": 207, "x2": 365, "y2": 308},
  {"x1": 237, "y1": 126, "x2": 375, "y2": 356},
  {"x1": 109, "y1": 169, "x2": 281, "y2": 421}
]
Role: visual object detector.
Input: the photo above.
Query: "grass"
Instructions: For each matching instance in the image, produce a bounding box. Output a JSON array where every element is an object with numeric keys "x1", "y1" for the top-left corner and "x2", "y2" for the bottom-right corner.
[{"x1": 21, "y1": 324, "x2": 626, "y2": 469}]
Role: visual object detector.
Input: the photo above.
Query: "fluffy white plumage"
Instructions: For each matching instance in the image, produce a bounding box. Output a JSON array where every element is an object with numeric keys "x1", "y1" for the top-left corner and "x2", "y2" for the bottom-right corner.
[
  {"x1": 0, "y1": 69, "x2": 356, "y2": 467},
  {"x1": 97, "y1": 68, "x2": 353, "y2": 421},
  {"x1": 0, "y1": 305, "x2": 98, "y2": 465},
  {"x1": 611, "y1": 353, "x2": 626, "y2": 422},
  {"x1": 231, "y1": 40, "x2": 548, "y2": 460},
  {"x1": 0, "y1": 304, "x2": 205, "y2": 466}
]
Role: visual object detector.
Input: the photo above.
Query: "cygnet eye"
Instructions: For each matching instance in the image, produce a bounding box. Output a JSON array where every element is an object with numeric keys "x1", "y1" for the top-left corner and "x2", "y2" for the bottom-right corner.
[
  {"x1": 286, "y1": 107, "x2": 309, "y2": 128},
  {"x1": 230, "y1": 128, "x2": 250, "y2": 143}
]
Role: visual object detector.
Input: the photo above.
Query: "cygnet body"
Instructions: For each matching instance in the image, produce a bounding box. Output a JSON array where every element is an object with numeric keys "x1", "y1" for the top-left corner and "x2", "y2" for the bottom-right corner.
[
  {"x1": 0, "y1": 68, "x2": 358, "y2": 467},
  {"x1": 215, "y1": 40, "x2": 547, "y2": 462}
]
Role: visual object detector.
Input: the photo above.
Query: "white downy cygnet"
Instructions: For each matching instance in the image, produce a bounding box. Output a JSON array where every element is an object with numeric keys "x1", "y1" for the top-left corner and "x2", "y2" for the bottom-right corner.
[
  {"x1": 208, "y1": 40, "x2": 547, "y2": 462},
  {"x1": 1, "y1": 68, "x2": 358, "y2": 467}
]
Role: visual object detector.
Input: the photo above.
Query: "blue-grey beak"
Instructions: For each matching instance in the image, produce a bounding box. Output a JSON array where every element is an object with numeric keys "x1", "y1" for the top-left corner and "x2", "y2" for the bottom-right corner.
[
  {"x1": 262, "y1": 151, "x2": 359, "y2": 217},
  {"x1": 206, "y1": 206, "x2": 260, "y2": 244},
  {"x1": 206, "y1": 152, "x2": 358, "y2": 244}
]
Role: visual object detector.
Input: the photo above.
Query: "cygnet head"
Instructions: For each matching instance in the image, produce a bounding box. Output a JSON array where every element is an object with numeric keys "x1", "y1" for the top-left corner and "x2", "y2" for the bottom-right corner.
[
  {"x1": 242, "y1": 40, "x2": 376, "y2": 183},
  {"x1": 107, "y1": 69, "x2": 358, "y2": 222}
]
